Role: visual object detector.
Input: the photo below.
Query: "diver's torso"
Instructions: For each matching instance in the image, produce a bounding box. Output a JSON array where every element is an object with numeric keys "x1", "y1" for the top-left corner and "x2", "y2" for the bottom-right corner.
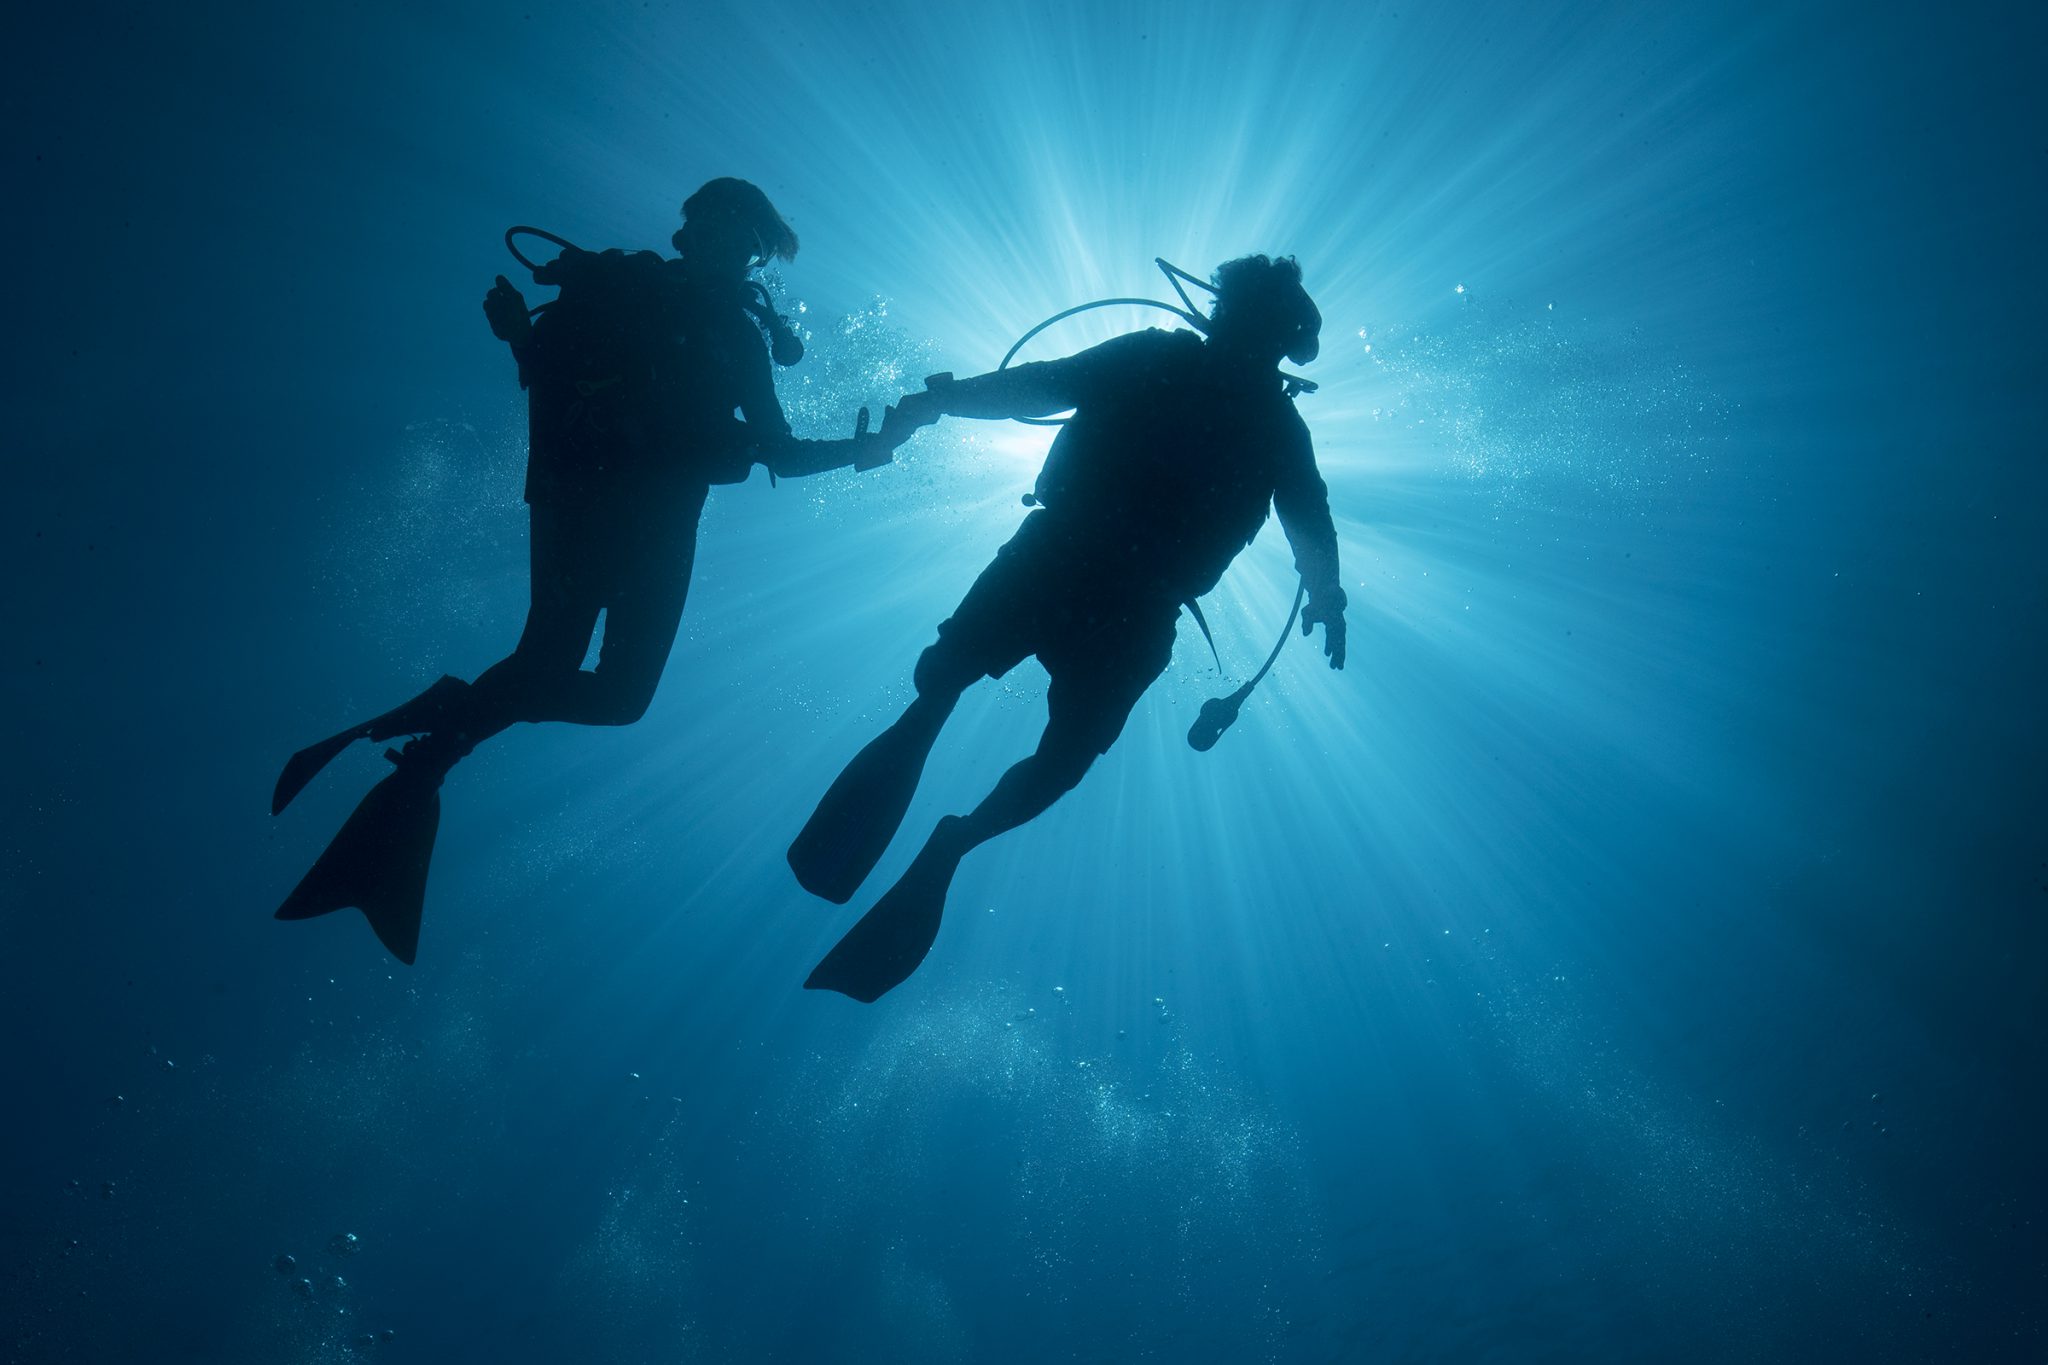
[
  {"x1": 1034, "y1": 330, "x2": 1299, "y2": 602},
  {"x1": 522, "y1": 251, "x2": 765, "y2": 507}
]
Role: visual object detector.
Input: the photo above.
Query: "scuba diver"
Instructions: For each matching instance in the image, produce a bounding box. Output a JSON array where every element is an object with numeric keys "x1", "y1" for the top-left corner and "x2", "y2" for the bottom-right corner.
[
  {"x1": 789, "y1": 253, "x2": 1347, "y2": 1001},
  {"x1": 273, "y1": 177, "x2": 914, "y2": 963}
]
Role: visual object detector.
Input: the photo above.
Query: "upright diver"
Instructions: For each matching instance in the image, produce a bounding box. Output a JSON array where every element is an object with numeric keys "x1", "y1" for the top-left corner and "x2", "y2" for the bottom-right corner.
[
  {"x1": 274, "y1": 177, "x2": 914, "y2": 962},
  {"x1": 789, "y1": 254, "x2": 1348, "y2": 1001}
]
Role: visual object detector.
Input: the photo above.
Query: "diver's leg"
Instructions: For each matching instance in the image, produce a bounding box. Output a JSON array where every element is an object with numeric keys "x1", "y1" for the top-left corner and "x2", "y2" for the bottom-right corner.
[
  {"x1": 533, "y1": 497, "x2": 699, "y2": 727},
  {"x1": 804, "y1": 607, "x2": 1172, "y2": 1002},
  {"x1": 799, "y1": 712, "x2": 1101, "y2": 1002},
  {"x1": 273, "y1": 499, "x2": 609, "y2": 814},
  {"x1": 791, "y1": 536, "x2": 1043, "y2": 903},
  {"x1": 272, "y1": 673, "x2": 475, "y2": 815},
  {"x1": 941, "y1": 602, "x2": 1172, "y2": 856},
  {"x1": 271, "y1": 502, "x2": 603, "y2": 815},
  {"x1": 417, "y1": 500, "x2": 605, "y2": 757},
  {"x1": 440, "y1": 489, "x2": 702, "y2": 735},
  {"x1": 945, "y1": 717, "x2": 1101, "y2": 853},
  {"x1": 273, "y1": 506, "x2": 602, "y2": 961}
]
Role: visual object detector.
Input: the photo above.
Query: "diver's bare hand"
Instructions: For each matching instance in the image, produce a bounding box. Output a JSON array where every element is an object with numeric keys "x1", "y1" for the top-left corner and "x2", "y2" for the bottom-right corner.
[
  {"x1": 484, "y1": 275, "x2": 532, "y2": 346},
  {"x1": 1301, "y1": 597, "x2": 1347, "y2": 670}
]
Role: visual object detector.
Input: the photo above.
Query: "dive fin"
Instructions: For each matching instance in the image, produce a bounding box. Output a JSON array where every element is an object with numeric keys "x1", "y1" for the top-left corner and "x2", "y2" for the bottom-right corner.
[
  {"x1": 804, "y1": 821, "x2": 965, "y2": 1002},
  {"x1": 273, "y1": 729, "x2": 363, "y2": 816},
  {"x1": 271, "y1": 676, "x2": 470, "y2": 816},
  {"x1": 274, "y1": 753, "x2": 443, "y2": 965},
  {"x1": 788, "y1": 715, "x2": 942, "y2": 904}
]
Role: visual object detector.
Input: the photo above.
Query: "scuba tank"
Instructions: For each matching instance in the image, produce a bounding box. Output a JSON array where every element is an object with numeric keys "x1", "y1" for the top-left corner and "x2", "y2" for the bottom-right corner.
[
  {"x1": 503, "y1": 228, "x2": 672, "y2": 495},
  {"x1": 506, "y1": 226, "x2": 806, "y2": 373},
  {"x1": 502, "y1": 226, "x2": 806, "y2": 497}
]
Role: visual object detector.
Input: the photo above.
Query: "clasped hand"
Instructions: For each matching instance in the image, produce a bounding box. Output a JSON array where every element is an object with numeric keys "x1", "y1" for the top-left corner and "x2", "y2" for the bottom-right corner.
[
  {"x1": 850, "y1": 387, "x2": 945, "y2": 468},
  {"x1": 876, "y1": 388, "x2": 943, "y2": 448}
]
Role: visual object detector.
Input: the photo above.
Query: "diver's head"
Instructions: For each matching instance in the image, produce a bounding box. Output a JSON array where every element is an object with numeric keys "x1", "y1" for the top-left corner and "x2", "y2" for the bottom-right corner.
[
  {"x1": 673, "y1": 178, "x2": 800, "y2": 275},
  {"x1": 1207, "y1": 254, "x2": 1320, "y2": 367}
]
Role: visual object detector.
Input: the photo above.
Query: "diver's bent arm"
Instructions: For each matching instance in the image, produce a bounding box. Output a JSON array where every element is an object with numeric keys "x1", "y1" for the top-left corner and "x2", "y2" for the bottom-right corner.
[
  {"x1": 730, "y1": 322, "x2": 876, "y2": 478},
  {"x1": 757, "y1": 434, "x2": 879, "y2": 479},
  {"x1": 1273, "y1": 448, "x2": 1346, "y2": 613},
  {"x1": 733, "y1": 345, "x2": 891, "y2": 478}
]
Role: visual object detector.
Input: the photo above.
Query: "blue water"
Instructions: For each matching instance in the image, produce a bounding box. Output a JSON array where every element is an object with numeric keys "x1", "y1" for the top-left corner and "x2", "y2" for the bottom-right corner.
[{"x1": 7, "y1": 1, "x2": 2043, "y2": 1360}]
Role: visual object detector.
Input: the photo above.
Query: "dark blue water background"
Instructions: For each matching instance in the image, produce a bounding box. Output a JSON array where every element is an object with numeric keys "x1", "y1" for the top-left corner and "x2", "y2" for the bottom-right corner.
[{"x1": 6, "y1": 1, "x2": 2043, "y2": 1360}]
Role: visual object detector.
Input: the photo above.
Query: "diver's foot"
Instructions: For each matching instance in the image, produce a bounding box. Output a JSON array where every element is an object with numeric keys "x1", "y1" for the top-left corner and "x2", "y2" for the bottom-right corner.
[
  {"x1": 273, "y1": 729, "x2": 362, "y2": 816},
  {"x1": 270, "y1": 676, "x2": 469, "y2": 817},
  {"x1": 804, "y1": 817, "x2": 968, "y2": 1002},
  {"x1": 364, "y1": 675, "x2": 470, "y2": 744}
]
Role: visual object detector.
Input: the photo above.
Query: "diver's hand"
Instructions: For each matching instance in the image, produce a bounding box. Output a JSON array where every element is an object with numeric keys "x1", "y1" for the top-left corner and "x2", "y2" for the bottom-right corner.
[
  {"x1": 1301, "y1": 596, "x2": 1347, "y2": 670},
  {"x1": 889, "y1": 388, "x2": 945, "y2": 436},
  {"x1": 484, "y1": 275, "x2": 532, "y2": 346},
  {"x1": 878, "y1": 392, "x2": 943, "y2": 448},
  {"x1": 849, "y1": 406, "x2": 894, "y2": 472}
]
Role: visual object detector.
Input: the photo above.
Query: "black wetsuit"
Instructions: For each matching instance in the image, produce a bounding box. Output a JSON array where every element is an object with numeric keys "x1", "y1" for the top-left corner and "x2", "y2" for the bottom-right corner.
[
  {"x1": 919, "y1": 328, "x2": 1344, "y2": 753},
  {"x1": 267, "y1": 246, "x2": 876, "y2": 960},
  {"x1": 463, "y1": 248, "x2": 858, "y2": 741}
]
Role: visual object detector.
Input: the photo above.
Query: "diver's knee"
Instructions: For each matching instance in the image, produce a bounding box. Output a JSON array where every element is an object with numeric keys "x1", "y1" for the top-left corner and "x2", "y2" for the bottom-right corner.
[
  {"x1": 597, "y1": 678, "x2": 659, "y2": 726},
  {"x1": 912, "y1": 646, "x2": 975, "y2": 702},
  {"x1": 1035, "y1": 730, "x2": 1099, "y2": 791}
]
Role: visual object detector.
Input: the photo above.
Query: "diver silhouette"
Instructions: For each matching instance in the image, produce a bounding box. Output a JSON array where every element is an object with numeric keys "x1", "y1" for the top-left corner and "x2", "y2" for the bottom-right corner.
[
  {"x1": 273, "y1": 178, "x2": 917, "y2": 962},
  {"x1": 790, "y1": 254, "x2": 1347, "y2": 1001}
]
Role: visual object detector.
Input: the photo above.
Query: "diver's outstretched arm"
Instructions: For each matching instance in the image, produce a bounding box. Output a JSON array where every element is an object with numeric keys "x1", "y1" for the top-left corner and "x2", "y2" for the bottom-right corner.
[
  {"x1": 756, "y1": 405, "x2": 918, "y2": 479},
  {"x1": 914, "y1": 358, "x2": 1088, "y2": 422}
]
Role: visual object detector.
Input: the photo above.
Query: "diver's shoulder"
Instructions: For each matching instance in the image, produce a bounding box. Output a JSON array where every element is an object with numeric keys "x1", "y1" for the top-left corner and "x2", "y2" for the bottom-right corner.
[
  {"x1": 534, "y1": 245, "x2": 670, "y2": 289},
  {"x1": 1078, "y1": 326, "x2": 1203, "y2": 374},
  {"x1": 1137, "y1": 326, "x2": 1206, "y2": 354}
]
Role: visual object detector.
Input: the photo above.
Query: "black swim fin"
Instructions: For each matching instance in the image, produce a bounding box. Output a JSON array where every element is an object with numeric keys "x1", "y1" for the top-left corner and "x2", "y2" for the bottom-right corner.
[
  {"x1": 272, "y1": 676, "x2": 469, "y2": 816},
  {"x1": 274, "y1": 750, "x2": 445, "y2": 965},
  {"x1": 804, "y1": 819, "x2": 966, "y2": 1002},
  {"x1": 788, "y1": 709, "x2": 944, "y2": 904}
]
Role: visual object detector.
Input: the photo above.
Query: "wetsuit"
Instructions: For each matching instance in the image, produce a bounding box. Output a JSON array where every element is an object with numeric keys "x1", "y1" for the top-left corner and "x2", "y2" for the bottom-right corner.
[
  {"x1": 268, "y1": 245, "x2": 878, "y2": 963},
  {"x1": 463, "y1": 247, "x2": 864, "y2": 742},
  {"x1": 918, "y1": 328, "x2": 1344, "y2": 754}
]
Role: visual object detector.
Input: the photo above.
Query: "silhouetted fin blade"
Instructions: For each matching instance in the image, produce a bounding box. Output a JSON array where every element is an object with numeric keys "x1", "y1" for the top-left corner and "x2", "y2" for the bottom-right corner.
[
  {"x1": 272, "y1": 729, "x2": 362, "y2": 816},
  {"x1": 275, "y1": 761, "x2": 442, "y2": 966},
  {"x1": 271, "y1": 676, "x2": 470, "y2": 816},
  {"x1": 804, "y1": 834, "x2": 962, "y2": 1002},
  {"x1": 788, "y1": 724, "x2": 936, "y2": 904}
]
